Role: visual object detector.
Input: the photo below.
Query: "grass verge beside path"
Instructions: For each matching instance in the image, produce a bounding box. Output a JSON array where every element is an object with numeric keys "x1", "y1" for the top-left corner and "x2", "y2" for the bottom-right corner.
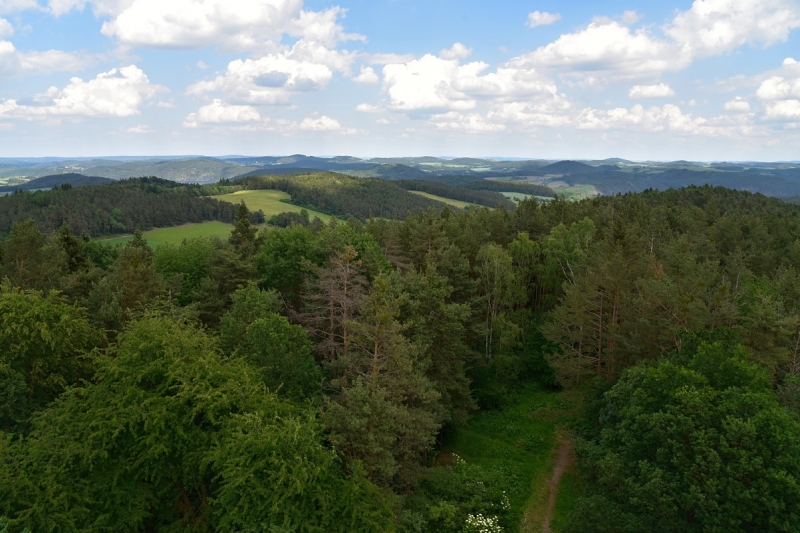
[
  {"x1": 101, "y1": 221, "x2": 235, "y2": 246},
  {"x1": 214, "y1": 189, "x2": 331, "y2": 221},
  {"x1": 442, "y1": 384, "x2": 585, "y2": 533}
]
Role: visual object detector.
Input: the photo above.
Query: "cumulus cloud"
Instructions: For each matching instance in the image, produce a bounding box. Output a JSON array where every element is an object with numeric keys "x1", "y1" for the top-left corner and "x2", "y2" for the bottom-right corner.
[
  {"x1": 439, "y1": 42, "x2": 472, "y2": 60},
  {"x1": 526, "y1": 11, "x2": 561, "y2": 28},
  {"x1": 379, "y1": 52, "x2": 559, "y2": 112},
  {"x1": 757, "y1": 75, "x2": 800, "y2": 100},
  {"x1": 53, "y1": 0, "x2": 363, "y2": 52},
  {"x1": 513, "y1": 0, "x2": 800, "y2": 83},
  {"x1": 0, "y1": 0, "x2": 39, "y2": 14},
  {"x1": 353, "y1": 66, "x2": 378, "y2": 84},
  {"x1": 0, "y1": 17, "x2": 12, "y2": 38},
  {"x1": 724, "y1": 96, "x2": 751, "y2": 112},
  {"x1": 784, "y1": 57, "x2": 797, "y2": 66},
  {"x1": 186, "y1": 43, "x2": 351, "y2": 104},
  {"x1": 184, "y1": 99, "x2": 261, "y2": 127},
  {"x1": 514, "y1": 20, "x2": 684, "y2": 79},
  {"x1": 629, "y1": 83, "x2": 675, "y2": 99},
  {"x1": 665, "y1": 0, "x2": 800, "y2": 58},
  {"x1": 429, "y1": 112, "x2": 506, "y2": 133},
  {"x1": 298, "y1": 115, "x2": 341, "y2": 131},
  {"x1": 0, "y1": 65, "x2": 163, "y2": 118},
  {"x1": 764, "y1": 99, "x2": 800, "y2": 119},
  {"x1": 0, "y1": 37, "x2": 96, "y2": 79}
]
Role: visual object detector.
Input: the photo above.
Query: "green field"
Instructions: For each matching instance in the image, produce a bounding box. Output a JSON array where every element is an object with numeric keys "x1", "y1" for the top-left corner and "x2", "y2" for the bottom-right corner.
[
  {"x1": 214, "y1": 189, "x2": 331, "y2": 221},
  {"x1": 101, "y1": 221, "x2": 235, "y2": 246},
  {"x1": 443, "y1": 385, "x2": 585, "y2": 532},
  {"x1": 409, "y1": 190, "x2": 479, "y2": 209}
]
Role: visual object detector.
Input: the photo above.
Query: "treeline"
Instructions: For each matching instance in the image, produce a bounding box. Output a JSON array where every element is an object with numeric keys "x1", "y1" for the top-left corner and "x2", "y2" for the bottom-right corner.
[
  {"x1": 0, "y1": 177, "x2": 261, "y2": 238},
  {"x1": 234, "y1": 172, "x2": 455, "y2": 219},
  {"x1": 395, "y1": 179, "x2": 516, "y2": 208},
  {"x1": 1, "y1": 184, "x2": 800, "y2": 531}
]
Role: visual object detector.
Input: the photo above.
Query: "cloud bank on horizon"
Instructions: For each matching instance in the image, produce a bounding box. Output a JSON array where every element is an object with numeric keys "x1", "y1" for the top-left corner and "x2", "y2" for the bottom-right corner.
[{"x1": 0, "y1": 0, "x2": 799, "y2": 160}]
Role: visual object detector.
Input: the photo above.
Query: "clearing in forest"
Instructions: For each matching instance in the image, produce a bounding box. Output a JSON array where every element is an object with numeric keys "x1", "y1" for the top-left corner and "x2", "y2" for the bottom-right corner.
[
  {"x1": 101, "y1": 221, "x2": 235, "y2": 246},
  {"x1": 442, "y1": 384, "x2": 585, "y2": 533},
  {"x1": 409, "y1": 190, "x2": 483, "y2": 209},
  {"x1": 214, "y1": 189, "x2": 331, "y2": 221}
]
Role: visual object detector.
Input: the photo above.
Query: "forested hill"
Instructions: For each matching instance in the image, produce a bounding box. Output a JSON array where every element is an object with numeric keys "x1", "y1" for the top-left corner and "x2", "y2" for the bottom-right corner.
[
  {"x1": 0, "y1": 177, "x2": 254, "y2": 237},
  {"x1": 232, "y1": 172, "x2": 459, "y2": 219},
  {"x1": 0, "y1": 173, "x2": 113, "y2": 192}
]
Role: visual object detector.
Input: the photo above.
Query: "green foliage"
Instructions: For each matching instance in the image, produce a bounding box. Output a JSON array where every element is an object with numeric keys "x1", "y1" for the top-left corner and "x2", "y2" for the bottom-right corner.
[
  {"x1": 400, "y1": 459, "x2": 513, "y2": 533},
  {"x1": 0, "y1": 282, "x2": 100, "y2": 430},
  {"x1": 220, "y1": 283, "x2": 321, "y2": 401},
  {"x1": 567, "y1": 340, "x2": 800, "y2": 532},
  {"x1": 0, "y1": 315, "x2": 392, "y2": 532}
]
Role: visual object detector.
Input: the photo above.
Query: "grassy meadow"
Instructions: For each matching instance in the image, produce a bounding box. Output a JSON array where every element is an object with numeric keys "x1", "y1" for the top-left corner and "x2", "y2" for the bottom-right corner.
[
  {"x1": 101, "y1": 221, "x2": 235, "y2": 246},
  {"x1": 213, "y1": 189, "x2": 331, "y2": 221}
]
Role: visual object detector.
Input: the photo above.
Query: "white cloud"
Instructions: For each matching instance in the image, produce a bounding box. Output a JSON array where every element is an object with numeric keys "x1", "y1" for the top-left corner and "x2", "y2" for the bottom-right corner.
[
  {"x1": 196, "y1": 60, "x2": 209, "y2": 69},
  {"x1": 126, "y1": 124, "x2": 153, "y2": 133},
  {"x1": 186, "y1": 35, "x2": 357, "y2": 105},
  {"x1": 298, "y1": 115, "x2": 341, "y2": 131},
  {"x1": 512, "y1": 0, "x2": 800, "y2": 84},
  {"x1": 0, "y1": 0, "x2": 39, "y2": 14},
  {"x1": 353, "y1": 65, "x2": 378, "y2": 84},
  {"x1": 629, "y1": 83, "x2": 675, "y2": 99},
  {"x1": 429, "y1": 112, "x2": 506, "y2": 133},
  {"x1": 0, "y1": 38, "x2": 99, "y2": 79},
  {"x1": 576, "y1": 104, "x2": 712, "y2": 134},
  {"x1": 100, "y1": 0, "x2": 300, "y2": 50},
  {"x1": 757, "y1": 75, "x2": 800, "y2": 100},
  {"x1": 764, "y1": 99, "x2": 800, "y2": 119},
  {"x1": 184, "y1": 99, "x2": 260, "y2": 127},
  {"x1": 515, "y1": 20, "x2": 684, "y2": 79},
  {"x1": 440, "y1": 42, "x2": 472, "y2": 60},
  {"x1": 53, "y1": 0, "x2": 364, "y2": 53},
  {"x1": 0, "y1": 17, "x2": 13, "y2": 38},
  {"x1": 784, "y1": 57, "x2": 797, "y2": 66},
  {"x1": 724, "y1": 96, "x2": 751, "y2": 112},
  {"x1": 526, "y1": 11, "x2": 561, "y2": 28},
  {"x1": 0, "y1": 65, "x2": 163, "y2": 118},
  {"x1": 380, "y1": 52, "x2": 558, "y2": 112},
  {"x1": 620, "y1": 11, "x2": 642, "y2": 25},
  {"x1": 666, "y1": 0, "x2": 800, "y2": 58},
  {"x1": 355, "y1": 103, "x2": 380, "y2": 113}
]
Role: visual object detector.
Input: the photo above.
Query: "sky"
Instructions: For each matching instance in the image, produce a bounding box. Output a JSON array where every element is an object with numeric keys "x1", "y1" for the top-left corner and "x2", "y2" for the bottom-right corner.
[{"x1": 0, "y1": 0, "x2": 799, "y2": 160}]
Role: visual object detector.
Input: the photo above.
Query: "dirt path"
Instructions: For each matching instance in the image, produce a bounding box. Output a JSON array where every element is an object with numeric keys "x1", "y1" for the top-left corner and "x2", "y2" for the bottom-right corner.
[
  {"x1": 541, "y1": 437, "x2": 573, "y2": 533},
  {"x1": 520, "y1": 435, "x2": 574, "y2": 533}
]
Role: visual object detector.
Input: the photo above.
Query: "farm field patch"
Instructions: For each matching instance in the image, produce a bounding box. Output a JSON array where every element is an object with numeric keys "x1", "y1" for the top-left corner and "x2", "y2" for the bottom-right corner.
[{"x1": 214, "y1": 189, "x2": 331, "y2": 221}]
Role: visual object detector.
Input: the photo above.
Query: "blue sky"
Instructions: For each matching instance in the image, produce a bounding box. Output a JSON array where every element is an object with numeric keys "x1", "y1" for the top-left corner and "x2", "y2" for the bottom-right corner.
[{"x1": 0, "y1": 0, "x2": 799, "y2": 160}]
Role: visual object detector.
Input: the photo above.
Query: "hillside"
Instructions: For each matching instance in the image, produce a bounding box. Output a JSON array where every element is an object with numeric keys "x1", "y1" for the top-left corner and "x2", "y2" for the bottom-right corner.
[
  {"x1": 0, "y1": 173, "x2": 113, "y2": 192},
  {"x1": 232, "y1": 172, "x2": 456, "y2": 219},
  {"x1": 0, "y1": 177, "x2": 257, "y2": 237}
]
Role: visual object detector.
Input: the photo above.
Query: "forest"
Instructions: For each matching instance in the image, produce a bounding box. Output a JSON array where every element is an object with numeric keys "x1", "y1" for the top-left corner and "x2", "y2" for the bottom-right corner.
[{"x1": 1, "y1": 184, "x2": 800, "y2": 532}]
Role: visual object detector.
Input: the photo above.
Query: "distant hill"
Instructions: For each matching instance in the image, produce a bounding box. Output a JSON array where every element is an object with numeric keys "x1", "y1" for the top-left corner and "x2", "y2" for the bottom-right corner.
[
  {"x1": 0, "y1": 173, "x2": 113, "y2": 192},
  {"x1": 533, "y1": 160, "x2": 600, "y2": 175}
]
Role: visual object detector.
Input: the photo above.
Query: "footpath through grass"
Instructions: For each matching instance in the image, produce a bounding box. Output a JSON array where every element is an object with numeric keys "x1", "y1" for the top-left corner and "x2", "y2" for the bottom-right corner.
[
  {"x1": 213, "y1": 189, "x2": 331, "y2": 221},
  {"x1": 441, "y1": 384, "x2": 585, "y2": 533}
]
